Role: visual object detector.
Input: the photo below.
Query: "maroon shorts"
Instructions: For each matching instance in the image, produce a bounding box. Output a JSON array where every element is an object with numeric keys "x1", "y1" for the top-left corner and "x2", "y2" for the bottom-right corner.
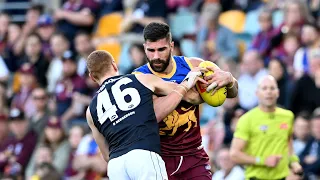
[{"x1": 162, "y1": 150, "x2": 212, "y2": 180}]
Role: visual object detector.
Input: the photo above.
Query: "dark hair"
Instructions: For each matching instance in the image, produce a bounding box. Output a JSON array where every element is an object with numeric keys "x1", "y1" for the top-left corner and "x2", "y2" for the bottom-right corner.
[
  {"x1": 51, "y1": 32, "x2": 68, "y2": 42},
  {"x1": 296, "y1": 111, "x2": 311, "y2": 120},
  {"x1": 75, "y1": 31, "x2": 90, "y2": 39},
  {"x1": 36, "y1": 162, "x2": 61, "y2": 180},
  {"x1": 29, "y1": 4, "x2": 44, "y2": 14},
  {"x1": 312, "y1": 114, "x2": 320, "y2": 121},
  {"x1": 303, "y1": 22, "x2": 320, "y2": 32},
  {"x1": 143, "y1": 22, "x2": 172, "y2": 42},
  {"x1": 28, "y1": 33, "x2": 42, "y2": 42},
  {"x1": 129, "y1": 43, "x2": 144, "y2": 54}
]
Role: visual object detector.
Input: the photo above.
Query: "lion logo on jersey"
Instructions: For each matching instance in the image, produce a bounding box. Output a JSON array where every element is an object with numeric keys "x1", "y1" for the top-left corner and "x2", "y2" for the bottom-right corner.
[{"x1": 159, "y1": 106, "x2": 198, "y2": 136}]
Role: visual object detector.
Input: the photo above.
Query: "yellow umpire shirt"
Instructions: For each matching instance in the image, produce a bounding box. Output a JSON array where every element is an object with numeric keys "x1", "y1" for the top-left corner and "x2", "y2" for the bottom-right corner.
[{"x1": 234, "y1": 107, "x2": 294, "y2": 179}]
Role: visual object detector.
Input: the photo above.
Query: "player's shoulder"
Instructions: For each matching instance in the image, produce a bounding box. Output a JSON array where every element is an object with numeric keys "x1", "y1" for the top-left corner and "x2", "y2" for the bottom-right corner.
[
  {"x1": 132, "y1": 64, "x2": 150, "y2": 74},
  {"x1": 276, "y1": 107, "x2": 294, "y2": 119},
  {"x1": 184, "y1": 57, "x2": 204, "y2": 67},
  {"x1": 185, "y1": 57, "x2": 220, "y2": 68}
]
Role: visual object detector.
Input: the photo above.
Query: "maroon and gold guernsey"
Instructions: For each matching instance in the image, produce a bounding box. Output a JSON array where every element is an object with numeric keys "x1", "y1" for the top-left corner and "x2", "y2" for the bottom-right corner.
[{"x1": 133, "y1": 56, "x2": 203, "y2": 156}]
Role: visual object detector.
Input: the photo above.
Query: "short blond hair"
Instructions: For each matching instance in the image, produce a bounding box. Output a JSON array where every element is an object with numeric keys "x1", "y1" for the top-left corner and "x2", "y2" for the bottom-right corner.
[{"x1": 86, "y1": 50, "x2": 114, "y2": 80}]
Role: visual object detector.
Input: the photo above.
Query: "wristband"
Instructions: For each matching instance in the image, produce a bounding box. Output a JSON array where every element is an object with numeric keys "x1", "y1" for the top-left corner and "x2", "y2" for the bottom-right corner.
[
  {"x1": 172, "y1": 90, "x2": 184, "y2": 98},
  {"x1": 255, "y1": 156, "x2": 264, "y2": 165},
  {"x1": 177, "y1": 85, "x2": 188, "y2": 93},
  {"x1": 289, "y1": 155, "x2": 300, "y2": 164}
]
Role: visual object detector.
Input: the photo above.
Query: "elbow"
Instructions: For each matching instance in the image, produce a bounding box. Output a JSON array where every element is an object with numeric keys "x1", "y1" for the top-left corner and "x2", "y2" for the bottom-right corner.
[
  {"x1": 155, "y1": 113, "x2": 163, "y2": 123},
  {"x1": 229, "y1": 149, "x2": 240, "y2": 163}
]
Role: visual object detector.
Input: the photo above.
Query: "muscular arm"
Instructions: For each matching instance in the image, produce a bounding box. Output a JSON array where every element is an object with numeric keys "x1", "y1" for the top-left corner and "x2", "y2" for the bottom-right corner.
[
  {"x1": 188, "y1": 57, "x2": 238, "y2": 98},
  {"x1": 230, "y1": 138, "x2": 256, "y2": 165},
  {"x1": 86, "y1": 108, "x2": 109, "y2": 162},
  {"x1": 136, "y1": 74, "x2": 188, "y2": 122}
]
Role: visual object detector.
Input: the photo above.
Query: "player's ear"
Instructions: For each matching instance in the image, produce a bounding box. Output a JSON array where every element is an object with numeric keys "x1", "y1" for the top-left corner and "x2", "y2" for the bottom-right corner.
[
  {"x1": 143, "y1": 43, "x2": 146, "y2": 51},
  {"x1": 170, "y1": 41, "x2": 174, "y2": 49},
  {"x1": 89, "y1": 73, "x2": 97, "y2": 83},
  {"x1": 111, "y1": 61, "x2": 118, "y2": 72}
]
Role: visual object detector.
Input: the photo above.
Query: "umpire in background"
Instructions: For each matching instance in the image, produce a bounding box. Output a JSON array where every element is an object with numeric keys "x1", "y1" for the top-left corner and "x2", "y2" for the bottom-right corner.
[{"x1": 230, "y1": 75, "x2": 303, "y2": 180}]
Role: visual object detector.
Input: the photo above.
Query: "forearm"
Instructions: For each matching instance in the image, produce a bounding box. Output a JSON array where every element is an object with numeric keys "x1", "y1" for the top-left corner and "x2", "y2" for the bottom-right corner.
[
  {"x1": 61, "y1": 107, "x2": 75, "y2": 123},
  {"x1": 230, "y1": 149, "x2": 257, "y2": 165},
  {"x1": 182, "y1": 87, "x2": 204, "y2": 105},
  {"x1": 227, "y1": 78, "x2": 238, "y2": 98},
  {"x1": 153, "y1": 87, "x2": 186, "y2": 122},
  {"x1": 63, "y1": 11, "x2": 94, "y2": 26}
]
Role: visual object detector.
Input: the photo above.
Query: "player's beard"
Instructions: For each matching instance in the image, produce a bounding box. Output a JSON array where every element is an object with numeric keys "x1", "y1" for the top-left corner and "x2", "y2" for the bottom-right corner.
[{"x1": 148, "y1": 51, "x2": 171, "y2": 73}]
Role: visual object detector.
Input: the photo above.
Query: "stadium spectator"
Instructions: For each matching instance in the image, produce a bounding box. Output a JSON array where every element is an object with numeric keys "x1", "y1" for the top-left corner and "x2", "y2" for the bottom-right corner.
[
  {"x1": 299, "y1": 114, "x2": 320, "y2": 178},
  {"x1": 26, "y1": 116, "x2": 70, "y2": 178},
  {"x1": 74, "y1": 31, "x2": 94, "y2": 77},
  {"x1": 293, "y1": 112, "x2": 311, "y2": 156},
  {"x1": 294, "y1": 23, "x2": 320, "y2": 79},
  {"x1": 64, "y1": 125, "x2": 85, "y2": 179},
  {"x1": 290, "y1": 49, "x2": 320, "y2": 115},
  {"x1": 0, "y1": 13, "x2": 10, "y2": 56},
  {"x1": 125, "y1": 43, "x2": 147, "y2": 74},
  {"x1": 54, "y1": 51, "x2": 87, "y2": 127},
  {"x1": 27, "y1": 145, "x2": 53, "y2": 178},
  {"x1": 13, "y1": 4, "x2": 43, "y2": 57},
  {"x1": 36, "y1": 14, "x2": 55, "y2": 60},
  {"x1": 72, "y1": 133, "x2": 107, "y2": 180},
  {"x1": 47, "y1": 33, "x2": 70, "y2": 94},
  {"x1": 271, "y1": 33, "x2": 300, "y2": 73},
  {"x1": 212, "y1": 146, "x2": 245, "y2": 180},
  {"x1": 31, "y1": 162, "x2": 61, "y2": 180},
  {"x1": 0, "y1": 108, "x2": 37, "y2": 177},
  {"x1": 28, "y1": 87, "x2": 51, "y2": 136},
  {"x1": 54, "y1": 0, "x2": 98, "y2": 42},
  {"x1": 251, "y1": 8, "x2": 274, "y2": 59},
  {"x1": 3, "y1": 23, "x2": 21, "y2": 72},
  {"x1": 20, "y1": 33, "x2": 49, "y2": 88},
  {"x1": 268, "y1": 57, "x2": 293, "y2": 108},
  {"x1": 0, "y1": 82, "x2": 8, "y2": 115},
  {"x1": 120, "y1": 0, "x2": 167, "y2": 43},
  {"x1": 197, "y1": 10, "x2": 238, "y2": 61},
  {"x1": 270, "y1": 0, "x2": 313, "y2": 51},
  {"x1": 0, "y1": 115, "x2": 8, "y2": 148},
  {"x1": 11, "y1": 64, "x2": 37, "y2": 117},
  {"x1": 238, "y1": 50, "x2": 268, "y2": 110}
]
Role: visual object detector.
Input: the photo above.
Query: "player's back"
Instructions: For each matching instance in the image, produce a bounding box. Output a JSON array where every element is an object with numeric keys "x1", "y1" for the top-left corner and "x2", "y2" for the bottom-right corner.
[{"x1": 89, "y1": 74, "x2": 160, "y2": 160}]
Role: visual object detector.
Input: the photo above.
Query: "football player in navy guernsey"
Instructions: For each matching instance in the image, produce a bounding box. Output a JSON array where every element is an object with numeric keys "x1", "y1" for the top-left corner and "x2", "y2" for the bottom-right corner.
[{"x1": 85, "y1": 50, "x2": 207, "y2": 180}]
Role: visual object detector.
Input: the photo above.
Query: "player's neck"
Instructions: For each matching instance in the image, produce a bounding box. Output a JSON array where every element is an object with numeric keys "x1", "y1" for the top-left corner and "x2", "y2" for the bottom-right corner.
[
  {"x1": 258, "y1": 105, "x2": 276, "y2": 113},
  {"x1": 163, "y1": 57, "x2": 174, "y2": 75},
  {"x1": 98, "y1": 72, "x2": 119, "y2": 85}
]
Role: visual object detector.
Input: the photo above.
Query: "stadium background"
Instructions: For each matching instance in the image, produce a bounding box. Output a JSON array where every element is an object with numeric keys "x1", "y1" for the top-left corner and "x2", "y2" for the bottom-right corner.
[{"x1": 0, "y1": 0, "x2": 319, "y2": 179}]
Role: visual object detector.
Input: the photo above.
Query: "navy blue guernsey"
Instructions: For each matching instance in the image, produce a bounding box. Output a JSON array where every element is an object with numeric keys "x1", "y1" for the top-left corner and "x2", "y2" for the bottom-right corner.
[{"x1": 89, "y1": 74, "x2": 161, "y2": 159}]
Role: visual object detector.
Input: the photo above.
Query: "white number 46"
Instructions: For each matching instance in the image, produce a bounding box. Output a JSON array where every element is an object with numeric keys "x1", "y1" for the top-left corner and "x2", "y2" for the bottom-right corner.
[{"x1": 96, "y1": 77, "x2": 141, "y2": 124}]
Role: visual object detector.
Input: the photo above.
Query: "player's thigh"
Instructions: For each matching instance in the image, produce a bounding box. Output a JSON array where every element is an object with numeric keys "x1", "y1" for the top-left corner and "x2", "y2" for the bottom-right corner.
[
  {"x1": 184, "y1": 164, "x2": 212, "y2": 180},
  {"x1": 107, "y1": 156, "x2": 130, "y2": 180},
  {"x1": 125, "y1": 149, "x2": 168, "y2": 180}
]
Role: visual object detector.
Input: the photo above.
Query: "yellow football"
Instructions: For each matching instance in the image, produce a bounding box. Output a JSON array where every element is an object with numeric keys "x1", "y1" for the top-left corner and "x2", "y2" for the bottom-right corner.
[{"x1": 195, "y1": 61, "x2": 227, "y2": 107}]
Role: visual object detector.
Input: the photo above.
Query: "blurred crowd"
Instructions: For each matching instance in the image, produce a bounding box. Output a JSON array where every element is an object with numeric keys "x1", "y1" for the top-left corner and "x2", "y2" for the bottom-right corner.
[{"x1": 0, "y1": 0, "x2": 319, "y2": 179}]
